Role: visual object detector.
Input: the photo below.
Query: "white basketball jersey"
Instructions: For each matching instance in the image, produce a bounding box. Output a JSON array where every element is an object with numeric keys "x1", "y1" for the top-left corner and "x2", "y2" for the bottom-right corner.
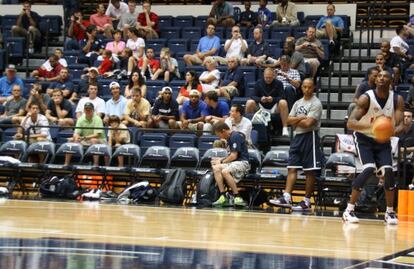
[{"x1": 359, "y1": 90, "x2": 395, "y2": 138}]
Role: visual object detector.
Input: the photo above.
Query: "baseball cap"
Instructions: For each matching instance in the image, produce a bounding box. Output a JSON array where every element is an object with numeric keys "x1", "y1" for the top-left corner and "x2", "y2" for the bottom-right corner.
[
  {"x1": 109, "y1": 81, "x2": 120, "y2": 88},
  {"x1": 189, "y1": 89, "x2": 200, "y2": 96},
  {"x1": 161, "y1": 86, "x2": 172, "y2": 94},
  {"x1": 84, "y1": 102, "x2": 94, "y2": 110},
  {"x1": 89, "y1": 67, "x2": 99, "y2": 73},
  {"x1": 6, "y1": 64, "x2": 16, "y2": 72}
]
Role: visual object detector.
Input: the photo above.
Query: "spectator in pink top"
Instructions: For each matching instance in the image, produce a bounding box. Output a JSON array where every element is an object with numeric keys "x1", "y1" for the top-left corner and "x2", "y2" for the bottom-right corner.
[
  {"x1": 90, "y1": 3, "x2": 113, "y2": 39},
  {"x1": 105, "y1": 29, "x2": 125, "y2": 63}
]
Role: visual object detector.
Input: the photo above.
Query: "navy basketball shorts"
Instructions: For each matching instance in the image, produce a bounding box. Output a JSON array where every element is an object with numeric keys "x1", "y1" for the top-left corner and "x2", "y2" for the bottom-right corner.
[
  {"x1": 287, "y1": 131, "x2": 323, "y2": 171},
  {"x1": 354, "y1": 132, "x2": 393, "y2": 170}
]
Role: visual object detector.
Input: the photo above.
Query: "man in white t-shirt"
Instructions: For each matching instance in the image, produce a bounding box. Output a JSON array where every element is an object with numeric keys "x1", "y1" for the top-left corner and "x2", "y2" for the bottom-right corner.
[
  {"x1": 216, "y1": 25, "x2": 248, "y2": 65},
  {"x1": 390, "y1": 26, "x2": 413, "y2": 70},
  {"x1": 106, "y1": 0, "x2": 128, "y2": 28},
  {"x1": 14, "y1": 103, "x2": 51, "y2": 143},
  {"x1": 76, "y1": 84, "x2": 106, "y2": 119},
  {"x1": 225, "y1": 104, "x2": 253, "y2": 146}
]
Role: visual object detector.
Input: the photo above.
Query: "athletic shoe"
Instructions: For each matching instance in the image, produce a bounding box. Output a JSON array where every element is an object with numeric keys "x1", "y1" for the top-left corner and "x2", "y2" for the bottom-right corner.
[
  {"x1": 268, "y1": 197, "x2": 292, "y2": 208},
  {"x1": 292, "y1": 200, "x2": 311, "y2": 211},
  {"x1": 384, "y1": 211, "x2": 398, "y2": 225},
  {"x1": 100, "y1": 191, "x2": 118, "y2": 200},
  {"x1": 234, "y1": 196, "x2": 246, "y2": 207},
  {"x1": 212, "y1": 194, "x2": 228, "y2": 207},
  {"x1": 342, "y1": 210, "x2": 359, "y2": 223}
]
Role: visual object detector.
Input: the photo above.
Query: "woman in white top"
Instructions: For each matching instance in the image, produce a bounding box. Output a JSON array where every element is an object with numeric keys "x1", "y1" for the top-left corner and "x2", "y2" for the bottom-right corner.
[
  {"x1": 199, "y1": 57, "x2": 221, "y2": 93},
  {"x1": 126, "y1": 28, "x2": 145, "y2": 59}
]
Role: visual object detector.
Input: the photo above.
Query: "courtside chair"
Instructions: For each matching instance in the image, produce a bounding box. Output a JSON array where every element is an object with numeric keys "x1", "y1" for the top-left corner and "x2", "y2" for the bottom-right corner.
[
  {"x1": 199, "y1": 148, "x2": 228, "y2": 168},
  {"x1": 110, "y1": 144, "x2": 141, "y2": 168},
  {"x1": 170, "y1": 147, "x2": 200, "y2": 168}
]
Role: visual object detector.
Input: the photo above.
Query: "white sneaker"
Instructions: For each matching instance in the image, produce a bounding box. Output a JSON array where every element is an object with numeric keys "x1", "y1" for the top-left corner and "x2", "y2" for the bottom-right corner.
[
  {"x1": 282, "y1": 127, "x2": 289, "y2": 137},
  {"x1": 342, "y1": 210, "x2": 359, "y2": 223},
  {"x1": 384, "y1": 211, "x2": 398, "y2": 225}
]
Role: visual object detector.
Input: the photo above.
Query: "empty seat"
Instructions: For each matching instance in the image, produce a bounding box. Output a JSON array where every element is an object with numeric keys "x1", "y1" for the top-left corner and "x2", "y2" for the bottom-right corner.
[
  {"x1": 198, "y1": 135, "x2": 220, "y2": 151},
  {"x1": 2, "y1": 127, "x2": 18, "y2": 143},
  {"x1": 199, "y1": 148, "x2": 228, "y2": 168},
  {"x1": 146, "y1": 39, "x2": 167, "y2": 53},
  {"x1": 140, "y1": 146, "x2": 170, "y2": 168},
  {"x1": 174, "y1": 16, "x2": 194, "y2": 28},
  {"x1": 170, "y1": 147, "x2": 199, "y2": 168},
  {"x1": 262, "y1": 150, "x2": 289, "y2": 167},
  {"x1": 160, "y1": 27, "x2": 181, "y2": 39},
  {"x1": 0, "y1": 140, "x2": 27, "y2": 160},
  {"x1": 25, "y1": 141, "x2": 55, "y2": 164},
  {"x1": 2, "y1": 15, "x2": 18, "y2": 31},
  {"x1": 195, "y1": 16, "x2": 209, "y2": 28},
  {"x1": 83, "y1": 144, "x2": 112, "y2": 166},
  {"x1": 56, "y1": 129, "x2": 74, "y2": 145},
  {"x1": 158, "y1": 16, "x2": 173, "y2": 28},
  {"x1": 167, "y1": 39, "x2": 189, "y2": 54},
  {"x1": 181, "y1": 27, "x2": 202, "y2": 40},
  {"x1": 53, "y1": 142, "x2": 83, "y2": 165},
  {"x1": 140, "y1": 133, "x2": 168, "y2": 149},
  {"x1": 111, "y1": 144, "x2": 140, "y2": 167},
  {"x1": 39, "y1": 15, "x2": 62, "y2": 36},
  {"x1": 169, "y1": 133, "x2": 197, "y2": 149},
  {"x1": 4, "y1": 37, "x2": 25, "y2": 58}
]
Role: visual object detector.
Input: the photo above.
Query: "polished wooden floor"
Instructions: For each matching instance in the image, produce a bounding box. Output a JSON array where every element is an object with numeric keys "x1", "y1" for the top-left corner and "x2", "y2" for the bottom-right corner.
[{"x1": 0, "y1": 199, "x2": 414, "y2": 264}]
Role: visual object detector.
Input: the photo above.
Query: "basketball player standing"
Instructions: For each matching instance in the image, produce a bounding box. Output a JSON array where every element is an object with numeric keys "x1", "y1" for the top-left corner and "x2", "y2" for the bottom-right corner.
[{"x1": 344, "y1": 71, "x2": 404, "y2": 224}]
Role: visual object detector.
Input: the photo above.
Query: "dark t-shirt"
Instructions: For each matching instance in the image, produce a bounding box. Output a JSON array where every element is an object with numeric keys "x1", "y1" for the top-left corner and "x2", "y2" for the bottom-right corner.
[
  {"x1": 47, "y1": 98, "x2": 74, "y2": 118},
  {"x1": 21, "y1": 11, "x2": 41, "y2": 29},
  {"x1": 79, "y1": 38, "x2": 105, "y2": 54},
  {"x1": 152, "y1": 98, "x2": 179, "y2": 119},
  {"x1": 240, "y1": 10, "x2": 257, "y2": 25},
  {"x1": 221, "y1": 67, "x2": 244, "y2": 95},
  {"x1": 355, "y1": 81, "x2": 375, "y2": 99},
  {"x1": 253, "y1": 78, "x2": 285, "y2": 109},
  {"x1": 247, "y1": 40, "x2": 269, "y2": 57},
  {"x1": 399, "y1": 125, "x2": 414, "y2": 148},
  {"x1": 228, "y1": 131, "x2": 249, "y2": 161}
]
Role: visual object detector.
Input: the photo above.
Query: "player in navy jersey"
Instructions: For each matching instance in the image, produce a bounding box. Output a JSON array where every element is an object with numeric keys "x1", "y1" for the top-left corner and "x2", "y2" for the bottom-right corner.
[{"x1": 343, "y1": 71, "x2": 404, "y2": 224}]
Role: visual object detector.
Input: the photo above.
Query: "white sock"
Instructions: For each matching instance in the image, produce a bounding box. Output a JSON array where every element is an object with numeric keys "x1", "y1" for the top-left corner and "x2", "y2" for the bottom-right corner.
[
  {"x1": 304, "y1": 197, "x2": 311, "y2": 205},
  {"x1": 283, "y1": 192, "x2": 291, "y2": 202},
  {"x1": 346, "y1": 203, "x2": 355, "y2": 212},
  {"x1": 386, "y1": 207, "x2": 394, "y2": 213}
]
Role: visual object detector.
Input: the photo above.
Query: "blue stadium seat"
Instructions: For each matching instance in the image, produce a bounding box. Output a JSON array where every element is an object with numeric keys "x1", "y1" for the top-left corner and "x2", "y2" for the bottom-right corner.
[
  {"x1": 214, "y1": 27, "x2": 224, "y2": 39},
  {"x1": 2, "y1": 15, "x2": 18, "y2": 31},
  {"x1": 245, "y1": 82, "x2": 256, "y2": 97},
  {"x1": 0, "y1": 140, "x2": 27, "y2": 160},
  {"x1": 170, "y1": 147, "x2": 199, "y2": 168},
  {"x1": 181, "y1": 27, "x2": 202, "y2": 40},
  {"x1": 190, "y1": 40, "x2": 200, "y2": 52},
  {"x1": 4, "y1": 37, "x2": 25, "y2": 58},
  {"x1": 146, "y1": 80, "x2": 167, "y2": 104},
  {"x1": 269, "y1": 47, "x2": 283, "y2": 59},
  {"x1": 53, "y1": 142, "x2": 83, "y2": 165},
  {"x1": 174, "y1": 16, "x2": 194, "y2": 28},
  {"x1": 169, "y1": 80, "x2": 184, "y2": 99},
  {"x1": 146, "y1": 39, "x2": 167, "y2": 53},
  {"x1": 270, "y1": 28, "x2": 291, "y2": 41},
  {"x1": 167, "y1": 39, "x2": 189, "y2": 54},
  {"x1": 292, "y1": 26, "x2": 308, "y2": 39},
  {"x1": 297, "y1": 11, "x2": 305, "y2": 25},
  {"x1": 39, "y1": 15, "x2": 62, "y2": 36},
  {"x1": 198, "y1": 135, "x2": 219, "y2": 151},
  {"x1": 111, "y1": 144, "x2": 140, "y2": 167},
  {"x1": 0, "y1": 49, "x2": 5, "y2": 71},
  {"x1": 25, "y1": 141, "x2": 55, "y2": 164},
  {"x1": 199, "y1": 148, "x2": 228, "y2": 168},
  {"x1": 2, "y1": 128, "x2": 18, "y2": 143},
  {"x1": 252, "y1": 123, "x2": 268, "y2": 145},
  {"x1": 83, "y1": 144, "x2": 112, "y2": 166},
  {"x1": 251, "y1": 129, "x2": 258, "y2": 145},
  {"x1": 140, "y1": 133, "x2": 168, "y2": 149},
  {"x1": 158, "y1": 16, "x2": 173, "y2": 28},
  {"x1": 64, "y1": 55, "x2": 77, "y2": 65},
  {"x1": 304, "y1": 15, "x2": 322, "y2": 27},
  {"x1": 169, "y1": 133, "x2": 197, "y2": 149},
  {"x1": 240, "y1": 66, "x2": 256, "y2": 85},
  {"x1": 140, "y1": 145, "x2": 170, "y2": 168},
  {"x1": 404, "y1": 69, "x2": 414, "y2": 83},
  {"x1": 184, "y1": 66, "x2": 204, "y2": 77},
  {"x1": 68, "y1": 64, "x2": 88, "y2": 79},
  {"x1": 268, "y1": 39, "x2": 283, "y2": 49},
  {"x1": 160, "y1": 27, "x2": 181, "y2": 39},
  {"x1": 55, "y1": 129, "x2": 74, "y2": 145},
  {"x1": 195, "y1": 16, "x2": 209, "y2": 28}
]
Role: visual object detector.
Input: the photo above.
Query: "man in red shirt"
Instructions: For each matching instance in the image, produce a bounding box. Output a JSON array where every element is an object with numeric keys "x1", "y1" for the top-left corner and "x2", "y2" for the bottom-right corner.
[
  {"x1": 136, "y1": 1, "x2": 159, "y2": 39},
  {"x1": 138, "y1": 48, "x2": 160, "y2": 79},
  {"x1": 31, "y1": 55, "x2": 63, "y2": 82},
  {"x1": 90, "y1": 3, "x2": 114, "y2": 39},
  {"x1": 66, "y1": 10, "x2": 90, "y2": 50}
]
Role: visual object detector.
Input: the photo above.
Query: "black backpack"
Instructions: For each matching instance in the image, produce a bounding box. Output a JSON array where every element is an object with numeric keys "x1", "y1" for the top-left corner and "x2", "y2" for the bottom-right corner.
[
  {"x1": 196, "y1": 172, "x2": 219, "y2": 208},
  {"x1": 39, "y1": 175, "x2": 79, "y2": 199},
  {"x1": 158, "y1": 168, "x2": 187, "y2": 204}
]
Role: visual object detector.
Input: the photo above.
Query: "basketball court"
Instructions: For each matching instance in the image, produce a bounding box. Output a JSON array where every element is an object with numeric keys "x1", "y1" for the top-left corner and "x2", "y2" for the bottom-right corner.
[{"x1": 0, "y1": 199, "x2": 413, "y2": 268}]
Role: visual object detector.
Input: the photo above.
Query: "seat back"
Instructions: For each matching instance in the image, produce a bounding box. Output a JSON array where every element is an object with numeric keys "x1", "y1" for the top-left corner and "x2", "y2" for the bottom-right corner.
[
  {"x1": 198, "y1": 135, "x2": 220, "y2": 152},
  {"x1": 140, "y1": 146, "x2": 170, "y2": 168},
  {"x1": 169, "y1": 133, "x2": 197, "y2": 149},
  {"x1": 199, "y1": 148, "x2": 228, "y2": 168},
  {"x1": 111, "y1": 144, "x2": 140, "y2": 167},
  {"x1": 170, "y1": 147, "x2": 199, "y2": 168},
  {"x1": 0, "y1": 140, "x2": 27, "y2": 160},
  {"x1": 83, "y1": 144, "x2": 112, "y2": 166},
  {"x1": 261, "y1": 150, "x2": 289, "y2": 176},
  {"x1": 140, "y1": 133, "x2": 168, "y2": 151},
  {"x1": 25, "y1": 141, "x2": 55, "y2": 164},
  {"x1": 4, "y1": 37, "x2": 25, "y2": 58},
  {"x1": 53, "y1": 142, "x2": 83, "y2": 165}
]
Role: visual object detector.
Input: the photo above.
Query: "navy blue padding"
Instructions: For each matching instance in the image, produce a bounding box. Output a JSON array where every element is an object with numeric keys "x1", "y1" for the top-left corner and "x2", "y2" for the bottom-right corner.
[
  {"x1": 4, "y1": 37, "x2": 25, "y2": 58},
  {"x1": 198, "y1": 135, "x2": 219, "y2": 150},
  {"x1": 195, "y1": 16, "x2": 209, "y2": 28},
  {"x1": 167, "y1": 39, "x2": 189, "y2": 54},
  {"x1": 2, "y1": 15, "x2": 18, "y2": 31},
  {"x1": 181, "y1": 27, "x2": 202, "y2": 40},
  {"x1": 0, "y1": 140, "x2": 27, "y2": 160},
  {"x1": 170, "y1": 146, "x2": 199, "y2": 168},
  {"x1": 146, "y1": 39, "x2": 167, "y2": 53},
  {"x1": 146, "y1": 80, "x2": 167, "y2": 104},
  {"x1": 174, "y1": 16, "x2": 194, "y2": 28},
  {"x1": 160, "y1": 27, "x2": 181, "y2": 39},
  {"x1": 140, "y1": 133, "x2": 168, "y2": 148},
  {"x1": 158, "y1": 16, "x2": 173, "y2": 28},
  {"x1": 169, "y1": 133, "x2": 197, "y2": 149},
  {"x1": 140, "y1": 145, "x2": 170, "y2": 168}
]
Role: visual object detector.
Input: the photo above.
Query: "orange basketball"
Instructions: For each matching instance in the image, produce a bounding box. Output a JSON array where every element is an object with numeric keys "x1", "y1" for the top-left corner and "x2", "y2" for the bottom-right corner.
[{"x1": 372, "y1": 116, "x2": 394, "y2": 143}]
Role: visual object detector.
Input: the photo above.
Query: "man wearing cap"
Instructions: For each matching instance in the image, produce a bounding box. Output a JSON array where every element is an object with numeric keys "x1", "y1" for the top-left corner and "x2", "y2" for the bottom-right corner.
[
  {"x1": 46, "y1": 68, "x2": 74, "y2": 100},
  {"x1": 123, "y1": 87, "x2": 152, "y2": 128},
  {"x1": 179, "y1": 89, "x2": 207, "y2": 131},
  {"x1": 66, "y1": 102, "x2": 107, "y2": 166},
  {"x1": 0, "y1": 65, "x2": 25, "y2": 104},
  {"x1": 104, "y1": 81, "x2": 127, "y2": 125},
  {"x1": 152, "y1": 87, "x2": 179, "y2": 129},
  {"x1": 76, "y1": 84, "x2": 106, "y2": 119},
  {"x1": 72, "y1": 67, "x2": 102, "y2": 103}
]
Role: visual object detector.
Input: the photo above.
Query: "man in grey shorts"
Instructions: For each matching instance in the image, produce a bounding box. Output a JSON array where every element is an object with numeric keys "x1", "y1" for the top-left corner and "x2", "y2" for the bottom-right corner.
[{"x1": 211, "y1": 122, "x2": 250, "y2": 207}]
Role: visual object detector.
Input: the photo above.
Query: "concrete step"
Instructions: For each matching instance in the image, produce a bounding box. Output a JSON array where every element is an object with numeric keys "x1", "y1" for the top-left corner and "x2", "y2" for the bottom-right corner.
[
  {"x1": 321, "y1": 77, "x2": 363, "y2": 87},
  {"x1": 322, "y1": 109, "x2": 348, "y2": 120},
  {"x1": 343, "y1": 48, "x2": 381, "y2": 57},
  {"x1": 333, "y1": 62, "x2": 376, "y2": 70},
  {"x1": 320, "y1": 127, "x2": 344, "y2": 137}
]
